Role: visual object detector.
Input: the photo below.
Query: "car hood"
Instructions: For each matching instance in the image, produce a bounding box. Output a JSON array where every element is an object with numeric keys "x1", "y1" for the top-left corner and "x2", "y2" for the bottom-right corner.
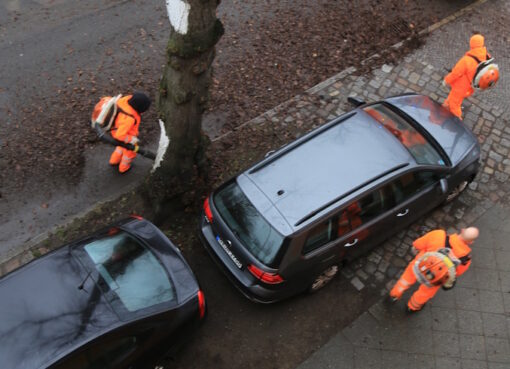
[
  {"x1": 0, "y1": 248, "x2": 118, "y2": 369},
  {"x1": 387, "y1": 95, "x2": 478, "y2": 165}
]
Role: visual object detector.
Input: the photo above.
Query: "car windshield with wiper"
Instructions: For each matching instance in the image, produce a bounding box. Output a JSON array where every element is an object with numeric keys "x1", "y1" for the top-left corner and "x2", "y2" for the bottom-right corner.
[{"x1": 214, "y1": 182, "x2": 284, "y2": 266}]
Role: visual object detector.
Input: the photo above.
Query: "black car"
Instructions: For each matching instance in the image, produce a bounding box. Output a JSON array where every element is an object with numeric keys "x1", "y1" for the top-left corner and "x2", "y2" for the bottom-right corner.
[
  {"x1": 0, "y1": 216, "x2": 206, "y2": 369},
  {"x1": 200, "y1": 93, "x2": 480, "y2": 303}
]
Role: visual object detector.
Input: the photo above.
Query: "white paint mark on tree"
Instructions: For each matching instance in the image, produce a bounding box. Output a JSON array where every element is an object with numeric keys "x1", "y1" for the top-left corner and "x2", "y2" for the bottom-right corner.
[
  {"x1": 165, "y1": 0, "x2": 190, "y2": 35},
  {"x1": 152, "y1": 119, "x2": 170, "y2": 172}
]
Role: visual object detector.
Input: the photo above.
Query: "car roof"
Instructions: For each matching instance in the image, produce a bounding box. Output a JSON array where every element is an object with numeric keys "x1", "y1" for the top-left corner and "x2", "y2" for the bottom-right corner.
[
  {"x1": 0, "y1": 219, "x2": 198, "y2": 369},
  {"x1": 240, "y1": 110, "x2": 414, "y2": 233}
]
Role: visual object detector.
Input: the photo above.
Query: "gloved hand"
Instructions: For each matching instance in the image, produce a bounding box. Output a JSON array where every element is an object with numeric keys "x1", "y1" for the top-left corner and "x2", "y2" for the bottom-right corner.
[{"x1": 126, "y1": 136, "x2": 139, "y2": 145}]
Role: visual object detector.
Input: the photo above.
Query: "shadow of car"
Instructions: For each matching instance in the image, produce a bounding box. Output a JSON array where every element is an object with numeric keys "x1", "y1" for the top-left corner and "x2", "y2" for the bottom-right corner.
[
  {"x1": 199, "y1": 93, "x2": 480, "y2": 303},
  {"x1": 0, "y1": 216, "x2": 205, "y2": 369}
]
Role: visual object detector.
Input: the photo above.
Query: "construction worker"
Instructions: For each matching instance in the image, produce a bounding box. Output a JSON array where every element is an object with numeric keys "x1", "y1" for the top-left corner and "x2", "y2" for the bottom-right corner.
[
  {"x1": 443, "y1": 34, "x2": 498, "y2": 119},
  {"x1": 389, "y1": 227, "x2": 478, "y2": 312},
  {"x1": 109, "y1": 92, "x2": 151, "y2": 173}
]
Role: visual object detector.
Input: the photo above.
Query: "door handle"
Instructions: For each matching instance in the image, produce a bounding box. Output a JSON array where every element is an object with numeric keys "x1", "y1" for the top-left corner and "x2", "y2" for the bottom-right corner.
[
  {"x1": 344, "y1": 239, "x2": 358, "y2": 247},
  {"x1": 397, "y1": 208, "x2": 409, "y2": 217}
]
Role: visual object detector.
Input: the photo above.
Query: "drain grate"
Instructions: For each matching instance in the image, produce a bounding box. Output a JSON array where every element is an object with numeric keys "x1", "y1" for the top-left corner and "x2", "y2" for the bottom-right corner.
[{"x1": 388, "y1": 17, "x2": 412, "y2": 35}]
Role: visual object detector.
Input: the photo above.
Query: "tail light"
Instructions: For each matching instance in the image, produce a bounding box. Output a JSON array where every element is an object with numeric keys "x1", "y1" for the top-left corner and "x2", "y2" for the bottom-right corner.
[
  {"x1": 203, "y1": 197, "x2": 213, "y2": 223},
  {"x1": 247, "y1": 264, "x2": 284, "y2": 284},
  {"x1": 197, "y1": 290, "x2": 206, "y2": 319}
]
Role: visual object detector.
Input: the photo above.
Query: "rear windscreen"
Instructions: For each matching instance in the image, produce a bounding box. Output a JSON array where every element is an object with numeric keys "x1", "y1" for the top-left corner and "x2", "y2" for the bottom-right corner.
[
  {"x1": 81, "y1": 232, "x2": 176, "y2": 314},
  {"x1": 214, "y1": 182, "x2": 284, "y2": 267}
]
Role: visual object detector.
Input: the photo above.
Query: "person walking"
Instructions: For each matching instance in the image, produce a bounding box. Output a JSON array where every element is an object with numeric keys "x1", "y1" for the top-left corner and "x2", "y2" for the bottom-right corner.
[
  {"x1": 108, "y1": 92, "x2": 151, "y2": 173},
  {"x1": 389, "y1": 227, "x2": 479, "y2": 312},
  {"x1": 442, "y1": 34, "x2": 498, "y2": 119}
]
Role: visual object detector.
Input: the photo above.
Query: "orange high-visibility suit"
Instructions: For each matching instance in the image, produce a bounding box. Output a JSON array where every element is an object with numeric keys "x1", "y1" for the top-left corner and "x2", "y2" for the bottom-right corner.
[
  {"x1": 443, "y1": 34, "x2": 490, "y2": 119},
  {"x1": 390, "y1": 230, "x2": 472, "y2": 311},
  {"x1": 109, "y1": 96, "x2": 141, "y2": 173}
]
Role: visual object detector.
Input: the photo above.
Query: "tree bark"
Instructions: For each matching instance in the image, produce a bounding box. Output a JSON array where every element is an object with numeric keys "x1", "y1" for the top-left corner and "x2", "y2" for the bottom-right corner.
[{"x1": 145, "y1": 0, "x2": 223, "y2": 212}]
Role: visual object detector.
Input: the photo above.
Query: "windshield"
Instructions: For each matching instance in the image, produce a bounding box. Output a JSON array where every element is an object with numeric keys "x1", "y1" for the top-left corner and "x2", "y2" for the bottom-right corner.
[
  {"x1": 81, "y1": 232, "x2": 175, "y2": 314},
  {"x1": 364, "y1": 104, "x2": 445, "y2": 166},
  {"x1": 214, "y1": 182, "x2": 285, "y2": 266}
]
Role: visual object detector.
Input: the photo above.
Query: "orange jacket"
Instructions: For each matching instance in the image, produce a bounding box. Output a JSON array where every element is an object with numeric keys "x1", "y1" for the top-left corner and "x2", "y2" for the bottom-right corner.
[
  {"x1": 413, "y1": 229, "x2": 472, "y2": 276},
  {"x1": 111, "y1": 95, "x2": 141, "y2": 144},
  {"x1": 445, "y1": 35, "x2": 489, "y2": 97}
]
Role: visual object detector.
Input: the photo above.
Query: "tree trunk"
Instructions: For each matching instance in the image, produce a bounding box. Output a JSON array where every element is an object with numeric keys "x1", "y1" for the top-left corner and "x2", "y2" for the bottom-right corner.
[{"x1": 145, "y1": 0, "x2": 223, "y2": 212}]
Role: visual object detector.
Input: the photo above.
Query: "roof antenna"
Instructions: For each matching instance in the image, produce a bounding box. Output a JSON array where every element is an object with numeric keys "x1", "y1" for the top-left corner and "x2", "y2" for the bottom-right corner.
[{"x1": 78, "y1": 271, "x2": 92, "y2": 292}]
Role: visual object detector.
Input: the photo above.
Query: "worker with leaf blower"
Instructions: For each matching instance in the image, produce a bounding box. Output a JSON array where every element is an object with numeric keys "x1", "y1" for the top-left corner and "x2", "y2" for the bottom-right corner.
[
  {"x1": 389, "y1": 227, "x2": 478, "y2": 312},
  {"x1": 91, "y1": 92, "x2": 151, "y2": 173},
  {"x1": 443, "y1": 34, "x2": 499, "y2": 119}
]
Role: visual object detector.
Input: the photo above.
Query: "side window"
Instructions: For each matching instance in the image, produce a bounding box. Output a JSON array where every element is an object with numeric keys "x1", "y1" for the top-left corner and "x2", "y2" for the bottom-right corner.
[
  {"x1": 338, "y1": 203, "x2": 362, "y2": 233},
  {"x1": 357, "y1": 186, "x2": 395, "y2": 224},
  {"x1": 54, "y1": 336, "x2": 138, "y2": 369},
  {"x1": 303, "y1": 218, "x2": 335, "y2": 254},
  {"x1": 391, "y1": 171, "x2": 437, "y2": 204},
  {"x1": 337, "y1": 209, "x2": 353, "y2": 237}
]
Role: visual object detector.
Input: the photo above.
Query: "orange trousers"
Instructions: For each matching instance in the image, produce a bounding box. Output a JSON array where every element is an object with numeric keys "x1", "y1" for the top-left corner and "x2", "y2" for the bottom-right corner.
[
  {"x1": 109, "y1": 146, "x2": 137, "y2": 173},
  {"x1": 389, "y1": 259, "x2": 441, "y2": 311},
  {"x1": 443, "y1": 87, "x2": 469, "y2": 119}
]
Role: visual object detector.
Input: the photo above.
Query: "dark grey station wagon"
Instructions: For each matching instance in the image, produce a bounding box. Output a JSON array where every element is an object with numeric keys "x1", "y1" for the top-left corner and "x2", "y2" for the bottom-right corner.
[{"x1": 200, "y1": 94, "x2": 480, "y2": 303}]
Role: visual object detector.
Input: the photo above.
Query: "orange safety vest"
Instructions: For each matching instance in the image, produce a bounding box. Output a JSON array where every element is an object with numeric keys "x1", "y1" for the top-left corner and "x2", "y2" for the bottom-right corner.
[{"x1": 111, "y1": 95, "x2": 141, "y2": 144}]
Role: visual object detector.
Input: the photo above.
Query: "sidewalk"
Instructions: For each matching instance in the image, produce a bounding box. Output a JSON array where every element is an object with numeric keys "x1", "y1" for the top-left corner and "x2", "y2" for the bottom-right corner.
[{"x1": 295, "y1": 0, "x2": 510, "y2": 368}]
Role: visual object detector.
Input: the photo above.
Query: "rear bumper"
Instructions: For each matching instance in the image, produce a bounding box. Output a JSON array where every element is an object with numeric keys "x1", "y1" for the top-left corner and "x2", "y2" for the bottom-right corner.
[{"x1": 199, "y1": 215, "x2": 285, "y2": 304}]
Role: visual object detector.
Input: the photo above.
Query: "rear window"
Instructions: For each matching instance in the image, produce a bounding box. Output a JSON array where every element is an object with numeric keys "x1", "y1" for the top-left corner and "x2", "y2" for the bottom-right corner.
[
  {"x1": 214, "y1": 182, "x2": 285, "y2": 266},
  {"x1": 79, "y1": 232, "x2": 176, "y2": 315},
  {"x1": 364, "y1": 104, "x2": 445, "y2": 166}
]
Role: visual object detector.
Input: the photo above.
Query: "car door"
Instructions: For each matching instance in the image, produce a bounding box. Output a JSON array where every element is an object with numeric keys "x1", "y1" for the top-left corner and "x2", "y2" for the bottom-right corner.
[
  {"x1": 299, "y1": 207, "x2": 361, "y2": 278},
  {"x1": 299, "y1": 214, "x2": 341, "y2": 272},
  {"x1": 340, "y1": 183, "x2": 397, "y2": 259},
  {"x1": 388, "y1": 170, "x2": 444, "y2": 231},
  {"x1": 52, "y1": 335, "x2": 140, "y2": 369}
]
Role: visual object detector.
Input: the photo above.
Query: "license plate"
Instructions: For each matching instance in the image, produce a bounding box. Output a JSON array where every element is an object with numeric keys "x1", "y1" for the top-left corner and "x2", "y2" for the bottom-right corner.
[{"x1": 216, "y1": 235, "x2": 243, "y2": 269}]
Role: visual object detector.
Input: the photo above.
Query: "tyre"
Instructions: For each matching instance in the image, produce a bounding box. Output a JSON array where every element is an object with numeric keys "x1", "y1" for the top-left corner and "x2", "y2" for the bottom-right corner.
[
  {"x1": 445, "y1": 180, "x2": 469, "y2": 203},
  {"x1": 308, "y1": 265, "x2": 339, "y2": 293}
]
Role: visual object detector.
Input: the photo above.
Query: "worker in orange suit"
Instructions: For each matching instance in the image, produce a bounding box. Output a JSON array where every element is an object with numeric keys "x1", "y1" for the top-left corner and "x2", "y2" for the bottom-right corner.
[
  {"x1": 389, "y1": 227, "x2": 478, "y2": 312},
  {"x1": 109, "y1": 92, "x2": 151, "y2": 173},
  {"x1": 443, "y1": 34, "x2": 491, "y2": 119}
]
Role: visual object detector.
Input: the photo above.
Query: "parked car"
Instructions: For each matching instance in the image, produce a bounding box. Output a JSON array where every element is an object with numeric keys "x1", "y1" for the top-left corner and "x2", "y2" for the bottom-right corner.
[
  {"x1": 199, "y1": 93, "x2": 480, "y2": 303},
  {"x1": 0, "y1": 216, "x2": 206, "y2": 369}
]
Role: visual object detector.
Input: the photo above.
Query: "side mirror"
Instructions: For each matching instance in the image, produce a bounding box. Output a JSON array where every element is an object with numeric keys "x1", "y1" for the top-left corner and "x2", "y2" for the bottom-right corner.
[
  {"x1": 347, "y1": 96, "x2": 366, "y2": 107},
  {"x1": 439, "y1": 178, "x2": 448, "y2": 194}
]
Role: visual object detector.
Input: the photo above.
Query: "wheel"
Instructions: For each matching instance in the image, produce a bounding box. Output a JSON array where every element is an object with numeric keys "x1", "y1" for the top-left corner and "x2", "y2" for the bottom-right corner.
[
  {"x1": 308, "y1": 265, "x2": 339, "y2": 293},
  {"x1": 445, "y1": 180, "x2": 469, "y2": 202}
]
